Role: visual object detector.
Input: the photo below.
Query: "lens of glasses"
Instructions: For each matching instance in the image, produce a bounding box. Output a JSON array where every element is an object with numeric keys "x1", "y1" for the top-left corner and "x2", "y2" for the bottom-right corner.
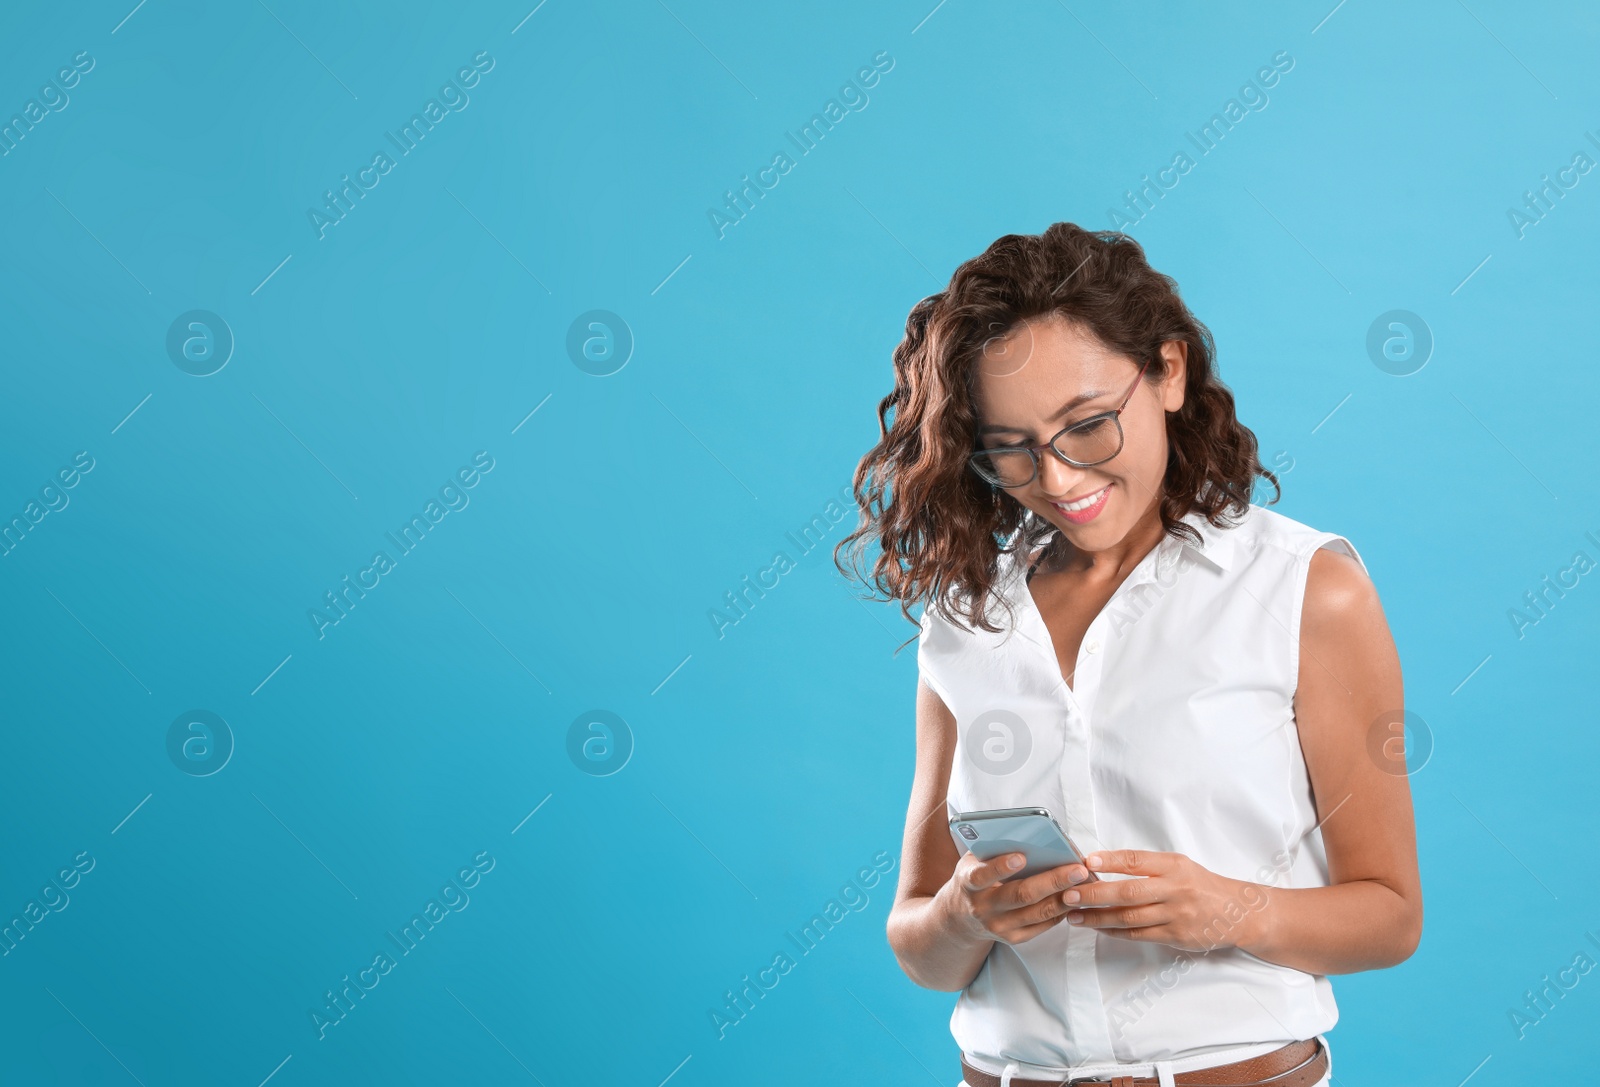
[
  {"x1": 970, "y1": 449, "x2": 1039, "y2": 486},
  {"x1": 1052, "y1": 414, "x2": 1123, "y2": 466}
]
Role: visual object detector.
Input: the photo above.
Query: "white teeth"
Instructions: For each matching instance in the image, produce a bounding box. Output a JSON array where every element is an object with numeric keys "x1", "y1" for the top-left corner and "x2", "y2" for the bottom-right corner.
[{"x1": 1055, "y1": 486, "x2": 1107, "y2": 513}]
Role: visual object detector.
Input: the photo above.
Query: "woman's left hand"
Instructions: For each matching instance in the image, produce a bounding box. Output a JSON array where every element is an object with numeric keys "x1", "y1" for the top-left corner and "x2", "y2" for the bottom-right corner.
[{"x1": 1059, "y1": 849, "x2": 1270, "y2": 954}]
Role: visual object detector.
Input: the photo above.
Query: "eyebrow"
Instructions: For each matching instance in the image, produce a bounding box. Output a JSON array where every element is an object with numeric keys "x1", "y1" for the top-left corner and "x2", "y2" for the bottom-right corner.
[{"x1": 976, "y1": 389, "x2": 1111, "y2": 437}]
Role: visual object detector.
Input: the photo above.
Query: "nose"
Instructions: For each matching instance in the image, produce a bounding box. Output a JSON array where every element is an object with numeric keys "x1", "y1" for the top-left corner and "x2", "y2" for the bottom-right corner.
[{"x1": 1035, "y1": 447, "x2": 1090, "y2": 499}]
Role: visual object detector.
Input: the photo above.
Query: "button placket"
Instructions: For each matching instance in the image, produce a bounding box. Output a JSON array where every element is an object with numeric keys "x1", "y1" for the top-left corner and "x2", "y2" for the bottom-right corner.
[{"x1": 1054, "y1": 542, "x2": 1176, "y2": 1064}]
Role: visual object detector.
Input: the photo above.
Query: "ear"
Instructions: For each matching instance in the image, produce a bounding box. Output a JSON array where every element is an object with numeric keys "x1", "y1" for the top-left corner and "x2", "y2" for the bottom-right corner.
[{"x1": 1159, "y1": 339, "x2": 1188, "y2": 412}]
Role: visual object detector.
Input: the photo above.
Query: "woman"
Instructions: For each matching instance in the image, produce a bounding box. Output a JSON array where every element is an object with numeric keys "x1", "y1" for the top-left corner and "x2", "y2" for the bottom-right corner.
[{"x1": 834, "y1": 223, "x2": 1421, "y2": 1087}]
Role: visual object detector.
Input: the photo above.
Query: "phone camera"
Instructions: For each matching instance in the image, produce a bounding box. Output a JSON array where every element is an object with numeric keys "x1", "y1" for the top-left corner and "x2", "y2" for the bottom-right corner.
[{"x1": 957, "y1": 824, "x2": 978, "y2": 840}]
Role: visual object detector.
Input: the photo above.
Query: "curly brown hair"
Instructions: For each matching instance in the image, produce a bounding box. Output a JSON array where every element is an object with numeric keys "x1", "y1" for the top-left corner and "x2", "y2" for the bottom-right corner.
[{"x1": 832, "y1": 221, "x2": 1278, "y2": 643}]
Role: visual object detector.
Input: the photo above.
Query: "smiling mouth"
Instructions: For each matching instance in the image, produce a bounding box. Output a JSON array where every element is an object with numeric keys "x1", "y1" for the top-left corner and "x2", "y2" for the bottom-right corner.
[{"x1": 1050, "y1": 484, "x2": 1111, "y2": 524}]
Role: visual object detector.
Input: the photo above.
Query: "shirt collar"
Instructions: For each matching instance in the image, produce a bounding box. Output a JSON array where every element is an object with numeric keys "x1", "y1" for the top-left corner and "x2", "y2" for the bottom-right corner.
[
  {"x1": 1172, "y1": 508, "x2": 1236, "y2": 573},
  {"x1": 1015, "y1": 506, "x2": 1239, "y2": 580}
]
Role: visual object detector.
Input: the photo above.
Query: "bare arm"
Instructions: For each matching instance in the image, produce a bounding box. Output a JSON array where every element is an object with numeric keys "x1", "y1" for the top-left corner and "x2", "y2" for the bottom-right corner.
[
  {"x1": 885, "y1": 679, "x2": 1089, "y2": 990},
  {"x1": 885, "y1": 680, "x2": 989, "y2": 990},
  {"x1": 1233, "y1": 546, "x2": 1423, "y2": 973}
]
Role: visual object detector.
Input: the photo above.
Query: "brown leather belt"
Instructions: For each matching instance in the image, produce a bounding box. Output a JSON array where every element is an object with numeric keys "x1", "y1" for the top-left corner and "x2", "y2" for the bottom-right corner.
[{"x1": 961, "y1": 1037, "x2": 1326, "y2": 1087}]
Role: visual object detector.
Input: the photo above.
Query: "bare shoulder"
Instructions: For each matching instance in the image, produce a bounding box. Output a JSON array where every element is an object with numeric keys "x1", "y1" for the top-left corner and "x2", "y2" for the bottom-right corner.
[
  {"x1": 1297, "y1": 545, "x2": 1399, "y2": 700},
  {"x1": 1302, "y1": 545, "x2": 1383, "y2": 638}
]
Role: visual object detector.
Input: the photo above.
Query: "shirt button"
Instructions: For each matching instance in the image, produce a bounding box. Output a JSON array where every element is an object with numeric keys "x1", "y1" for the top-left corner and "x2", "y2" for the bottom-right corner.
[{"x1": 1084, "y1": 638, "x2": 1101, "y2": 655}]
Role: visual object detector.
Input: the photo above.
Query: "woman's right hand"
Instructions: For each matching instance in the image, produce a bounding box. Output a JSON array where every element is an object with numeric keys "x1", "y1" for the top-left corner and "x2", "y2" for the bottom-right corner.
[{"x1": 940, "y1": 852, "x2": 1093, "y2": 946}]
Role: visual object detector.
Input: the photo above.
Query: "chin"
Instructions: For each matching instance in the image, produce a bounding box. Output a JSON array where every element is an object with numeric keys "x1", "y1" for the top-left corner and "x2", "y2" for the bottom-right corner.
[
  {"x1": 1066, "y1": 519, "x2": 1120, "y2": 545},
  {"x1": 1060, "y1": 508, "x2": 1134, "y2": 548}
]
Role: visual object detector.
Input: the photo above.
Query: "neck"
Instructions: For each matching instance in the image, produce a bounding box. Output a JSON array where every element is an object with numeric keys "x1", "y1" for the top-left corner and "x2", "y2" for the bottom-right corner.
[{"x1": 1039, "y1": 499, "x2": 1167, "y2": 583}]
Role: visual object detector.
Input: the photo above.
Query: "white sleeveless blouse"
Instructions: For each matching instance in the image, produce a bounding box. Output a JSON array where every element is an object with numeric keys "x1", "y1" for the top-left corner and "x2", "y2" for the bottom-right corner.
[{"x1": 918, "y1": 504, "x2": 1364, "y2": 1077}]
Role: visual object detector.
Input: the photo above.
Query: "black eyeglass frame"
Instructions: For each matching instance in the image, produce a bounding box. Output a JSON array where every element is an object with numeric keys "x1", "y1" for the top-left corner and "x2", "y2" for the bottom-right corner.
[{"x1": 967, "y1": 359, "x2": 1152, "y2": 488}]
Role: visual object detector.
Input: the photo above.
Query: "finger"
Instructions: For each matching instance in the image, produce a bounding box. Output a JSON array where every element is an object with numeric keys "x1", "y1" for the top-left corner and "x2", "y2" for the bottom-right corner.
[
  {"x1": 1000, "y1": 862, "x2": 1092, "y2": 908},
  {"x1": 959, "y1": 851, "x2": 1027, "y2": 892},
  {"x1": 1085, "y1": 849, "x2": 1170, "y2": 876},
  {"x1": 1008, "y1": 880, "x2": 1080, "y2": 928},
  {"x1": 1067, "y1": 903, "x2": 1165, "y2": 930},
  {"x1": 999, "y1": 911, "x2": 1070, "y2": 945},
  {"x1": 1060, "y1": 873, "x2": 1159, "y2": 910},
  {"x1": 1085, "y1": 924, "x2": 1171, "y2": 944}
]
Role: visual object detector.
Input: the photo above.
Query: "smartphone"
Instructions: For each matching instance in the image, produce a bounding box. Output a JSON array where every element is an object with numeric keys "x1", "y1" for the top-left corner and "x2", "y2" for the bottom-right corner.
[{"x1": 949, "y1": 806, "x2": 1100, "y2": 884}]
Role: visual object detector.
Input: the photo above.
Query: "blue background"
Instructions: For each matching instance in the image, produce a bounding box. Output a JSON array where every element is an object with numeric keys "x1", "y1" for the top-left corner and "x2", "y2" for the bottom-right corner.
[{"x1": 2, "y1": 0, "x2": 1597, "y2": 1083}]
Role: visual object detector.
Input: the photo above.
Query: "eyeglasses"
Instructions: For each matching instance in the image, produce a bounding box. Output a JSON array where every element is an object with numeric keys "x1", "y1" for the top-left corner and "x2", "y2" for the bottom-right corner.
[{"x1": 968, "y1": 359, "x2": 1151, "y2": 488}]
